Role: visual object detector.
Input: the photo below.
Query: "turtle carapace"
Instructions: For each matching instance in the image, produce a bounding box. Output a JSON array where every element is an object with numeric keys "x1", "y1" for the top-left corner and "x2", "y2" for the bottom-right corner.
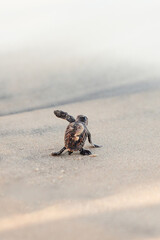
[{"x1": 51, "y1": 110, "x2": 101, "y2": 156}]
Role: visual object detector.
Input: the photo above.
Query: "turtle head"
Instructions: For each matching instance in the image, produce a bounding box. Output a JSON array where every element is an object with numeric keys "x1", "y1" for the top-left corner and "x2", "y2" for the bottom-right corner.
[{"x1": 76, "y1": 115, "x2": 88, "y2": 125}]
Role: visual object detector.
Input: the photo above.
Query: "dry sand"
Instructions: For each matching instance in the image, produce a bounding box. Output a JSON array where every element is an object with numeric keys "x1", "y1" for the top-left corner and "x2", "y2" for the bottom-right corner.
[{"x1": 1, "y1": 88, "x2": 160, "y2": 240}]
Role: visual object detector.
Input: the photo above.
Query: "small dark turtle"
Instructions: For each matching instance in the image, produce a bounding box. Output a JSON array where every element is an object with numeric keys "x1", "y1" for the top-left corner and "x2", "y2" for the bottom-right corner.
[{"x1": 51, "y1": 110, "x2": 101, "y2": 156}]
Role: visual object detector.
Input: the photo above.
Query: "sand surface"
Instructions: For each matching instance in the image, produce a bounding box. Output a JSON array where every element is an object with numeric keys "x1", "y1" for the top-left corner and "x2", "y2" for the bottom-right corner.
[{"x1": 1, "y1": 87, "x2": 160, "y2": 240}]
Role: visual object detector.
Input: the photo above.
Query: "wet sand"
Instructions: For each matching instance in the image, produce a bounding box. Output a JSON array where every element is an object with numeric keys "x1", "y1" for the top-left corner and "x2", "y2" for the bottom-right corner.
[{"x1": 1, "y1": 50, "x2": 159, "y2": 117}]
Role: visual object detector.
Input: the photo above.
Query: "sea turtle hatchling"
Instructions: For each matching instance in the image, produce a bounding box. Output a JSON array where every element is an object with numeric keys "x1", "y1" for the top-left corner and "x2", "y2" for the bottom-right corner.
[{"x1": 51, "y1": 110, "x2": 101, "y2": 156}]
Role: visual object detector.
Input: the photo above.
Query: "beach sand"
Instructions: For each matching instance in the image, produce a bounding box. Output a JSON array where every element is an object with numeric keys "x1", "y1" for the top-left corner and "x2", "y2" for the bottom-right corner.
[{"x1": 0, "y1": 88, "x2": 160, "y2": 240}]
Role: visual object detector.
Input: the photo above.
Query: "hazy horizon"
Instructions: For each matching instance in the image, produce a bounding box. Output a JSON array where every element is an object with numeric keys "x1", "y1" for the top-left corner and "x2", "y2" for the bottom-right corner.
[{"x1": 1, "y1": 0, "x2": 160, "y2": 65}]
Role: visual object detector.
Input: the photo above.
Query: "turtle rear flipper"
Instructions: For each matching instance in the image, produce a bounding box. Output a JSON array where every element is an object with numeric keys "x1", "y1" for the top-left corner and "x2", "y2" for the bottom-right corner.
[
  {"x1": 80, "y1": 148, "x2": 92, "y2": 155},
  {"x1": 51, "y1": 147, "x2": 66, "y2": 156},
  {"x1": 54, "y1": 110, "x2": 75, "y2": 123}
]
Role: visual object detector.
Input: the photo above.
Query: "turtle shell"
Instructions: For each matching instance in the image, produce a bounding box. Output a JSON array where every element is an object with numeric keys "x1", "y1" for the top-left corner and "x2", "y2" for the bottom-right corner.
[{"x1": 64, "y1": 122, "x2": 88, "y2": 151}]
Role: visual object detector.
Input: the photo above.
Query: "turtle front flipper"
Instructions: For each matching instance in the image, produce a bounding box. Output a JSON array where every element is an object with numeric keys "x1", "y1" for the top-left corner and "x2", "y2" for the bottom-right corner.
[
  {"x1": 54, "y1": 110, "x2": 75, "y2": 123},
  {"x1": 51, "y1": 147, "x2": 66, "y2": 156},
  {"x1": 88, "y1": 132, "x2": 102, "y2": 148}
]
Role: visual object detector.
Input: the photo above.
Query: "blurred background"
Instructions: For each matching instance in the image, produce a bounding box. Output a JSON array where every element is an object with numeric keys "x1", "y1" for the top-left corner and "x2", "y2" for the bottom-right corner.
[{"x1": 0, "y1": 0, "x2": 160, "y2": 116}]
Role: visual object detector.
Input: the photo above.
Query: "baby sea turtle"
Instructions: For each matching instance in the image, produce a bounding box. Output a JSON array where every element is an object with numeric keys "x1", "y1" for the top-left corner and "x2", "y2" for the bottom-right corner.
[{"x1": 51, "y1": 110, "x2": 101, "y2": 156}]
